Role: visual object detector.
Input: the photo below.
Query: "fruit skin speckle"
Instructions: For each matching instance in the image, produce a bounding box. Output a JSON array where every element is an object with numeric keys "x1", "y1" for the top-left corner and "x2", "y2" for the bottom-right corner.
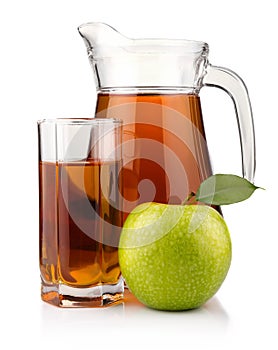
[{"x1": 119, "y1": 203, "x2": 232, "y2": 311}]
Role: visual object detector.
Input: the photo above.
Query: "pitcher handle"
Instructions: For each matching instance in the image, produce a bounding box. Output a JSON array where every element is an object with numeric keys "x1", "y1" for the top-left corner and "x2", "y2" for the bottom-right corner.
[{"x1": 203, "y1": 64, "x2": 256, "y2": 183}]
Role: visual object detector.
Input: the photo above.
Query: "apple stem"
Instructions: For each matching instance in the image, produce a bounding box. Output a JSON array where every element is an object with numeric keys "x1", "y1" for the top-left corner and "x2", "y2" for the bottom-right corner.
[{"x1": 182, "y1": 192, "x2": 196, "y2": 205}]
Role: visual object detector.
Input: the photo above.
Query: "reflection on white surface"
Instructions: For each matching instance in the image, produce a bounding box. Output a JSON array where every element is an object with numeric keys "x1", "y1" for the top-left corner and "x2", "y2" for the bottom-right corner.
[{"x1": 39, "y1": 291, "x2": 230, "y2": 349}]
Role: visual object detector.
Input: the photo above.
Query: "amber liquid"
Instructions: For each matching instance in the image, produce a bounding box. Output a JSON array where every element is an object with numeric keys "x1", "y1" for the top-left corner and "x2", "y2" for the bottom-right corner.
[
  {"x1": 39, "y1": 160, "x2": 122, "y2": 290},
  {"x1": 96, "y1": 93, "x2": 213, "y2": 218}
]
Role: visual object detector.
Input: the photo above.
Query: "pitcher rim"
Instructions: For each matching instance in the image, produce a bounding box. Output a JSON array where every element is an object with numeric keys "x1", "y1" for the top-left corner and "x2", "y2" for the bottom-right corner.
[{"x1": 78, "y1": 22, "x2": 209, "y2": 54}]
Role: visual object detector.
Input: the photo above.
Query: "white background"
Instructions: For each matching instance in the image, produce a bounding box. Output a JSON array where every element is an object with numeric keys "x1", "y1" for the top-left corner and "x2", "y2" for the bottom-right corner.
[{"x1": 0, "y1": 1, "x2": 277, "y2": 349}]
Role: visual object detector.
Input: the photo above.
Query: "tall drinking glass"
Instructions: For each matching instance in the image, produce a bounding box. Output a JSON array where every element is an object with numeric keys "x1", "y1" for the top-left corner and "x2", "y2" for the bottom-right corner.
[{"x1": 38, "y1": 118, "x2": 123, "y2": 307}]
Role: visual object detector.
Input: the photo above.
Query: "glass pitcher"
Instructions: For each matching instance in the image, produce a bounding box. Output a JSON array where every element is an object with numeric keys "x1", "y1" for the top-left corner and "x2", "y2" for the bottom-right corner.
[{"x1": 78, "y1": 22, "x2": 255, "y2": 218}]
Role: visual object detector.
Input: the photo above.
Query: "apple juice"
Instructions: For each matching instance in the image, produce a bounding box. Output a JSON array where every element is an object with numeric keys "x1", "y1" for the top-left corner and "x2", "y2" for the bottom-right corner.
[
  {"x1": 39, "y1": 159, "x2": 122, "y2": 299},
  {"x1": 96, "y1": 93, "x2": 213, "y2": 219}
]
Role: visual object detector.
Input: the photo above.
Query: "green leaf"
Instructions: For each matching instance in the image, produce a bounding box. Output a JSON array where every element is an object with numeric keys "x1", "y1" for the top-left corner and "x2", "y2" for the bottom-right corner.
[{"x1": 196, "y1": 174, "x2": 262, "y2": 205}]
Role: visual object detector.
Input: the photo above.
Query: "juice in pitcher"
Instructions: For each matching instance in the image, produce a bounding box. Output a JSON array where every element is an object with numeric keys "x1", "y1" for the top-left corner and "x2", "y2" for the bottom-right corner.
[{"x1": 96, "y1": 93, "x2": 212, "y2": 218}]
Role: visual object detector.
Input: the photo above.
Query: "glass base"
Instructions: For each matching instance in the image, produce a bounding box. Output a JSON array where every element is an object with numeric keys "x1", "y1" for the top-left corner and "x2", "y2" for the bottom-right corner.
[{"x1": 41, "y1": 278, "x2": 124, "y2": 308}]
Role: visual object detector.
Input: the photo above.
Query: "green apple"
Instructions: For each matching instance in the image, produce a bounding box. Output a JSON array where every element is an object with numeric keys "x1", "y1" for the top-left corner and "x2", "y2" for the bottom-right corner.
[{"x1": 119, "y1": 203, "x2": 232, "y2": 311}]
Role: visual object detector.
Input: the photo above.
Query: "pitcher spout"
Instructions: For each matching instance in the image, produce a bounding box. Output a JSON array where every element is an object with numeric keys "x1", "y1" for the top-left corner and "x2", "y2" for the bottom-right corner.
[{"x1": 78, "y1": 22, "x2": 129, "y2": 54}]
